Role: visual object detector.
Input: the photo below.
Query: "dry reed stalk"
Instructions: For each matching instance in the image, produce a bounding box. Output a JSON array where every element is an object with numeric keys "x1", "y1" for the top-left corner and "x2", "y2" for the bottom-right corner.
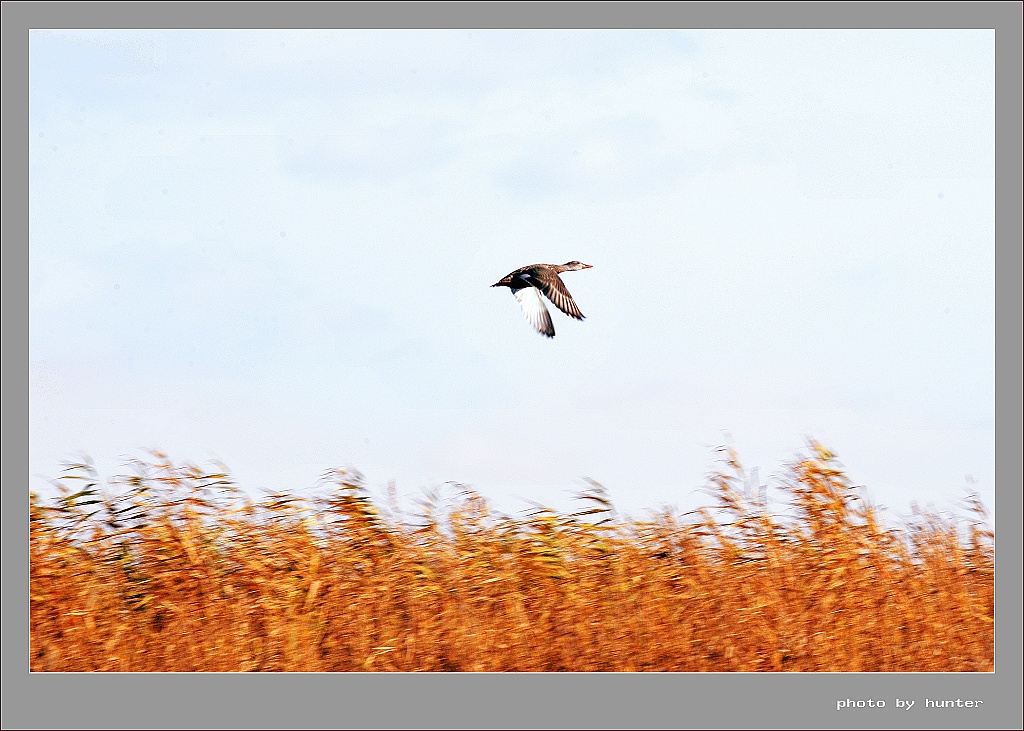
[{"x1": 30, "y1": 443, "x2": 994, "y2": 672}]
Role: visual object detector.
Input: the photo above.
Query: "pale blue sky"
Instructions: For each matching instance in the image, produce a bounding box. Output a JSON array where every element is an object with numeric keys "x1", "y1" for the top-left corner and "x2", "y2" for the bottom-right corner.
[{"x1": 29, "y1": 29, "x2": 995, "y2": 519}]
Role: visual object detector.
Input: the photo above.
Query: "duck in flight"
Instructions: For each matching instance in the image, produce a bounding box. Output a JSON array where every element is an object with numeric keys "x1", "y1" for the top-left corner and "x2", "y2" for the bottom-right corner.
[{"x1": 492, "y1": 261, "x2": 592, "y2": 338}]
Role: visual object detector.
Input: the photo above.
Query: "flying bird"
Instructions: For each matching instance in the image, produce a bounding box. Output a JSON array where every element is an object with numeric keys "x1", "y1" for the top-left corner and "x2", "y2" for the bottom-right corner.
[{"x1": 491, "y1": 261, "x2": 592, "y2": 338}]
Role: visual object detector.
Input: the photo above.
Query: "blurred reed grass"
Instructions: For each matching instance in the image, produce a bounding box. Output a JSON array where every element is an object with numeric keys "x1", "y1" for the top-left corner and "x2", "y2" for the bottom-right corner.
[{"x1": 30, "y1": 442, "x2": 993, "y2": 672}]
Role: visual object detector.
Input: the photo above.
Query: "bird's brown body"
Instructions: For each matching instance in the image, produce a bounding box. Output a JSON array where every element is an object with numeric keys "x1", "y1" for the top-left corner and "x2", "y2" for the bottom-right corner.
[{"x1": 492, "y1": 261, "x2": 592, "y2": 337}]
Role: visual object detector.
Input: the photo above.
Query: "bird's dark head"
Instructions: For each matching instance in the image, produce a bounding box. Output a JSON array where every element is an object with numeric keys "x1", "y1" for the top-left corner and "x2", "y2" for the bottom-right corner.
[{"x1": 562, "y1": 261, "x2": 593, "y2": 271}]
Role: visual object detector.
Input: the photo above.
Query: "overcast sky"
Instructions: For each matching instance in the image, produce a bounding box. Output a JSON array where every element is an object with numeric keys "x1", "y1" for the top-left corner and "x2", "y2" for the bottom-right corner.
[{"x1": 29, "y1": 29, "x2": 994, "y2": 521}]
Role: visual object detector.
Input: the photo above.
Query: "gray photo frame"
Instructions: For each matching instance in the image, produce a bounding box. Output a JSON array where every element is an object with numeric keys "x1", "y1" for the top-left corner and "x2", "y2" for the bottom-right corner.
[{"x1": 3, "y1": 2, "x2": 1021, "y2": 730}]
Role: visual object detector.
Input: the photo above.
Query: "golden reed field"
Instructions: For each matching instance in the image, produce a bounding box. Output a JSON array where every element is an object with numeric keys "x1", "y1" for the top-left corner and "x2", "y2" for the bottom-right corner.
[{"x1": 30, "y1": 442, "x2": 993, "y2": 672}]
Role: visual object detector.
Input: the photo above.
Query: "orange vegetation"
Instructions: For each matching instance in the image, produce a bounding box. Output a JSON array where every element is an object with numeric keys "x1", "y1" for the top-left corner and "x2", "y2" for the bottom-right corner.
[{"x1": 30, "y1": 442, "x2": 993, "y2": 671}]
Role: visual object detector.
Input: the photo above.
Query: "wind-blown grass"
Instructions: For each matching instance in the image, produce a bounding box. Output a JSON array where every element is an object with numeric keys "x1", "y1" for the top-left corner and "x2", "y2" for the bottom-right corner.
[{"x1": 30, "y1": 442, "x2": 993, "y2": 672}]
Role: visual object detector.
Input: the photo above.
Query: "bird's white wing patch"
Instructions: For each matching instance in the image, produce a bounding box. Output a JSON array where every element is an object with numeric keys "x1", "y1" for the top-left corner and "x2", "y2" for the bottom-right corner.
[{"x1": 514, "y1": 287, "x2": 555, "y2": 337}]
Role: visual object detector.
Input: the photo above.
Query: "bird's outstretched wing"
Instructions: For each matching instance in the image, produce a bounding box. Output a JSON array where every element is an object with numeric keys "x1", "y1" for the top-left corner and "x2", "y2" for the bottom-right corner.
[
  {"x1": 531, "y1": 270, "x2": 585, "y2": 320},
  {"x1": 513, "y1": 287, "x2": 555, "y2": 337}
]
